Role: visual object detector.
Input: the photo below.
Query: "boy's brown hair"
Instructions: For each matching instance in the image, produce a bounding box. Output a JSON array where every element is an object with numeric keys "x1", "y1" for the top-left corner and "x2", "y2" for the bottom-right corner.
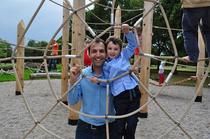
[{"x1": 105, "y1": 36, "x2": 123, "y2": 51}]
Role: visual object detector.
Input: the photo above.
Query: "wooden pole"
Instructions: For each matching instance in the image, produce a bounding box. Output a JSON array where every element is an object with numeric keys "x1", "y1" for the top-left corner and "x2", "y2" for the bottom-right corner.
[
  {"x1": 61, "y1": 1, "x2": 70, "y2": 104},
  {"x1": 70, "y1": 0, "x2": 85, "y2": 65},
  {"x1": 15, "y1": 20, "x2": 25, "y2": 95},
  {"x1": 68, "y1": 0, "x2": 85, "y2": 125},
  {"x1": 139, "y1": 1, "x2": 154, "y2": 118},
  {"x1": 195, "y1": 27, "x2": 205, "y2": 102},
  {"x1": 114, "y1": 5, "x2": 121, "y2": 37}
]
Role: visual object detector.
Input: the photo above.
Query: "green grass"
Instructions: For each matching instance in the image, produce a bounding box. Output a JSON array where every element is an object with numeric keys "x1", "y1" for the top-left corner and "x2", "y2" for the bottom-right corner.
[
  {"x1": 150, "y1": 70, "x2": 210, "y2": 87},
  {"x1": 0, "y1": 72, "x2": 16, "y2": 81},
  {"x1": 0, "y1": 68, "x2": 36, "y2": 82},
  {"x1": 150, "y1": 64, "x2": 210, "y2": 87},
  {"x1": 0, "y1": 63, "x2": 62, "y2": 82}
]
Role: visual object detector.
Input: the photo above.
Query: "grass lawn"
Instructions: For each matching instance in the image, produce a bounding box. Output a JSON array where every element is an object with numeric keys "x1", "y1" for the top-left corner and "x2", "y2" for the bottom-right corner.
[
  {"x1": 150, "y1": 68, "x2": 210, "y2": 88},
  {"x1": 0, "y1": 68, "x2": 36, "y2": 82}
]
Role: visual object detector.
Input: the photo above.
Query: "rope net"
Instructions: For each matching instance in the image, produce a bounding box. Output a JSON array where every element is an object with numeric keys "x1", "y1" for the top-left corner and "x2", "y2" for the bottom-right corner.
[{"x1": 0, "y1": 0, "x2": 209, "y2": 139}]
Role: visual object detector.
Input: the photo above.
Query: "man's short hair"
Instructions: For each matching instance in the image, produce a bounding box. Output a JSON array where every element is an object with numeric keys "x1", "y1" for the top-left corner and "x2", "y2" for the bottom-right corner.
[{"x1": 88, "y1": 38, "x2": 106, "y2": 53}]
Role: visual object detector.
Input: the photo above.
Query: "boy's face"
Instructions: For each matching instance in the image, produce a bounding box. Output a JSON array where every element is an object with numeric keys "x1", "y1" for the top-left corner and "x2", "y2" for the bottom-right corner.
[
  {"x1": 89, "y1": 42, "x2": 106, "y2": 67},
  {"x1": 107, "y1": 41, "x2": 121, "y2": 59}
]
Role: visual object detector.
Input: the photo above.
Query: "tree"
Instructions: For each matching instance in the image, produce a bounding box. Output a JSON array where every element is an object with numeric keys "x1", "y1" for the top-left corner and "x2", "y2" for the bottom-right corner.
[
  {"x1": 85, "y1": 0, "x2": 111, "y2": 39},
  {"x1": 25, "y1": 40, "x2": 48, "y2": 62},
  {"x1": 0, "y1": 38, "x2": 12, "y2": 58},
  {"x1": 152, "y1": 0, "x2": 184, "y2": 56},
  {"x1": 150, "y1": 0, "x2": 186, "y2": 69}
]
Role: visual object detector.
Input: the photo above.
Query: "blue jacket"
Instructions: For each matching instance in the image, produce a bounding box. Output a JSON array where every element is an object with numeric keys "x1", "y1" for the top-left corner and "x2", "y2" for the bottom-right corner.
[{"x1": 103, "y1": 31, "x2": 138, "y2": 96}]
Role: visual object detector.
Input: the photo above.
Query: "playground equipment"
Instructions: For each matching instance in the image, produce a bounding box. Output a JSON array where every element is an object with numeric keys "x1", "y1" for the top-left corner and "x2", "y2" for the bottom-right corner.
[{"x1": 0, "y1": 0, "x2": 209, "y2": 139}]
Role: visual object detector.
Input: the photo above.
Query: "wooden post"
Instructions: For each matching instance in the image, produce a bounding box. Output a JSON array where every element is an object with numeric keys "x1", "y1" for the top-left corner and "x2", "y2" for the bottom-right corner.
[
  {"x1": 70, "y1": 0, "x2": 85, "y2": 65},
  {"x1": 15, "y1": 20, "x2": 25, "y2": 95},
  {"x1": 61, "y1": 1, "x2": 70, "y2": 104},
  {"x1": 68, "y1": 0, "x2": 85, "y2": 125},
  {"x1": 195, "y1": 27, "x2": 205, "y2": 102},
  {"x1": 114, "y1": 5, "x2": 121, "y2": 37},
  {"x1": 139, "y1": 1, "x2": 154, "y2": 118}
]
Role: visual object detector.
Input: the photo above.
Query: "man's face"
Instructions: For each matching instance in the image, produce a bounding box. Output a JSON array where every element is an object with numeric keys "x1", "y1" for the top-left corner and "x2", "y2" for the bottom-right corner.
[{"x1": 89, "y1": 42, "x2": 106, "y2": 67}]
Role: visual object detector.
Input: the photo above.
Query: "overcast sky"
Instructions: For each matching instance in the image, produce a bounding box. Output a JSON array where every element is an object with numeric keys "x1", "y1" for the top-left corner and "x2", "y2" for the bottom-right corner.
[{"x1": 0, "y1": 0, "x2": 91, "y2": 44}]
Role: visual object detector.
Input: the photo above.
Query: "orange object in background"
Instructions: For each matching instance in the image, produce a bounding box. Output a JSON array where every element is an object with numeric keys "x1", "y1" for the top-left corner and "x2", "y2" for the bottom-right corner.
[
  {"x1": 52, "y1": 40, "x2": 59, "y2": 56},
  {"x1": 84, "y1": 48, "x2": 92, "y2": 66}
]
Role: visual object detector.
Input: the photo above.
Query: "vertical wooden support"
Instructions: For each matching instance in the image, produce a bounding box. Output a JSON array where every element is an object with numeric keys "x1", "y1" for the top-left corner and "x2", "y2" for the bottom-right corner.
[
  {"x1": 70, "y1": 0, "x2": 85, "y2": 65},
  {"x1": 15, "y1": 20, "x2": 25, "y2": 95},
  {"x1": 114, "y1": 5, "x2": 121, "y2": 37},
  {"x1": 68, "y1": 0, "x2": 85, "y2": 125},
  {"x1": 139, "y1": 1, "x2": 154, "y2": 118},
  {"x1": 195, "y1": 27, "x2": 205, "y2": 102},
  {"x1": 61, "y1": 1, "x2": 70, "y2": 104}
]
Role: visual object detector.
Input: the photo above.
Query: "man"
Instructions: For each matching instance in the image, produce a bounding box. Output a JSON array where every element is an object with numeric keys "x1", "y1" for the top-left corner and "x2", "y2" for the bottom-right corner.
[
  {"x1": 68, "y1": 38, "x2": 115, "y2": 139},
  {"x1": 181, "y1": 0, "x2": 210, "y2": 62}
]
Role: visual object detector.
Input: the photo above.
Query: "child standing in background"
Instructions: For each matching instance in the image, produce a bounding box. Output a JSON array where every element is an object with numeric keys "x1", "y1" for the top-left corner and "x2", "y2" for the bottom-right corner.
[{"x1": 158, "y1": 61, "x2": 165, "y2": 85}]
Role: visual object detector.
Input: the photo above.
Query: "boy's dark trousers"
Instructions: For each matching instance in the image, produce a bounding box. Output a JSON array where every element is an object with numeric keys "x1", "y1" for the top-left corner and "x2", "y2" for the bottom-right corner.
[{"x1": 113, "y1": 86, "x2": 141, "y2": 139}]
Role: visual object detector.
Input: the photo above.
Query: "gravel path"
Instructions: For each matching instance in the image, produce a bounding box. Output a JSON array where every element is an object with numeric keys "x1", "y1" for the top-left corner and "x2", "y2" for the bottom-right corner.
[{"x1": 0, "y1": 79, "x2": 210, "y2": 139}]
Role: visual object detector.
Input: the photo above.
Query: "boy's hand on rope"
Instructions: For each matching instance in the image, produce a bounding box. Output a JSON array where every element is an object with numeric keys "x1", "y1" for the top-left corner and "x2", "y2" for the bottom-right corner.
[
  {"x1": 69, "y1": 64, "x2": 81, "y2": 84},
  {"x1": 131, "y1": 66, "x2": 140, "y2": 75},
  {"x1": 130, "y1": 65, "x2": 137, "y2": 72},
  {"x1": 89, "y1": 76, "x2": 100, "y2": 84},
  {"x1": 122, "y1": 24, "x2": 130, "y2": 34}
]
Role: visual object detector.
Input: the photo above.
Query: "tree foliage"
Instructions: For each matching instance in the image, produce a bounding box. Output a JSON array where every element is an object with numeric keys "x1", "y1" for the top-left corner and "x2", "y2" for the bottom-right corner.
[
  {"x1": 152, "y1": 0, "x2": 184, "y2": 56},
  {"x1": 0, "y1": 38, "x2": 12, "y2": 58},
  {"x1": 86, "y1": 0, "x2": 111, "y2": 39},
  {"x1": 25, "y1": 40, "x2": 48, "y2": 62}
]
